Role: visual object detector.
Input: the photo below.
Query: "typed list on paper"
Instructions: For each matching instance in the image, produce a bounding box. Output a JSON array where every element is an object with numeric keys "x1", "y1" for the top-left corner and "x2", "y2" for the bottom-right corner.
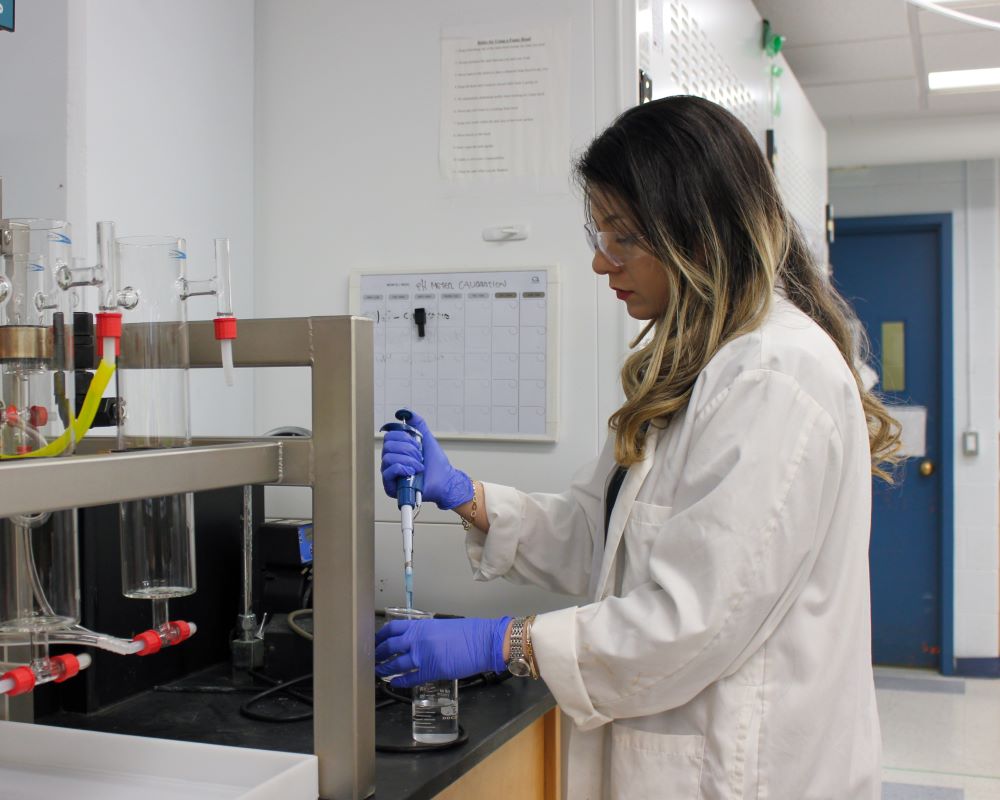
[{"x1": 439, "y1": 26, "x2": 570, "y2": 181}]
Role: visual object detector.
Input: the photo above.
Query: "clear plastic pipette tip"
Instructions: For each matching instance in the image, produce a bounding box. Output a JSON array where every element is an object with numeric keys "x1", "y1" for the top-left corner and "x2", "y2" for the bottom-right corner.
[{"x1": 401, "y1": 504, "x2": 415, "y2": 608}]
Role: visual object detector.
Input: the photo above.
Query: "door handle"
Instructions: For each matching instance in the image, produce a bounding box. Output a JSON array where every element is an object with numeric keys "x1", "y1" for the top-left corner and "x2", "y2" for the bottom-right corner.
[{"x1": 918, "y1": 459, "x2": 935, "y2": 477}]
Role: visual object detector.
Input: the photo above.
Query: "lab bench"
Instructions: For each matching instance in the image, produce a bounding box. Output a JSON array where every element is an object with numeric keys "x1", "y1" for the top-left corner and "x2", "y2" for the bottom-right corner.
[{"x1": 38, "y1": 662, "x2": 559, "y2": 800}]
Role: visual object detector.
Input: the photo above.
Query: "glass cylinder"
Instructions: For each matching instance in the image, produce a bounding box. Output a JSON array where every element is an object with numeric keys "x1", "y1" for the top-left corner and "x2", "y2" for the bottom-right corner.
[
  {"x1": 115, "y1": 235, "x2": 196, "y2": 600},
  {"x1": 0, "y1": 219, "x2": 79, "y2": 630},
  {"x1": 383, "y1": 607, "x2": 460, "y2": 744}
]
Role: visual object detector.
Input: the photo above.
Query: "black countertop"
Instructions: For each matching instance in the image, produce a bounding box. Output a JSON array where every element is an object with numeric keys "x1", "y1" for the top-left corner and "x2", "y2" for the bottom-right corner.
[{"x1": 38, "y1": 663, "x2": 555, "y2": 800}]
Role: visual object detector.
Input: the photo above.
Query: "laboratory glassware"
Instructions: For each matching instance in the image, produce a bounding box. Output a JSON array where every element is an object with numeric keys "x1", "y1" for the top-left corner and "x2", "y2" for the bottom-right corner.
[
  {"x1": 383, "y1": 607, "x2": 460, "y2": 744},
  {"x1": 115, "y1": 235, "x2": 196, "y2": 602},
  {"x1": 0, "y1": 219, "x2": 79, "y2": 632}
]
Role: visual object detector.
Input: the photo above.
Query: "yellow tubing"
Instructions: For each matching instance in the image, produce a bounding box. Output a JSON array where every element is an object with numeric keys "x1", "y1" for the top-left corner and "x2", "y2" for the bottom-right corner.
[{"x1": 0, "y1": 359, "x2": 117, "y2": 460}]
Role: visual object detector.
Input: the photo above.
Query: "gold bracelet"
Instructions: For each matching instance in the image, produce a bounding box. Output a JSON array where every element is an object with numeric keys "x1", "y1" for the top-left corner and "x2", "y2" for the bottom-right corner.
[
  {"x1": 461, "y1": 481, "x2": 479, "y2": 531},
  {"x1": 524, "y1": 614, "x2": 539, "y2": 679}
]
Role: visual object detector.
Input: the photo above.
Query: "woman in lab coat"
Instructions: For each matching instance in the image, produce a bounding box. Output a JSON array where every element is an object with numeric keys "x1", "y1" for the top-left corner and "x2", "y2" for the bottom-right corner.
[{"x1": 377, "y1": 95, "x2": 899, "y2": 799}]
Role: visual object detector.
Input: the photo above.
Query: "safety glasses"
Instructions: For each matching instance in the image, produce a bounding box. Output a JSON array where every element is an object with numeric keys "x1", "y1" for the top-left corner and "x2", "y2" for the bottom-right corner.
[{"x1": 583, "y1": 221, "x2": 647, "y2": 267}]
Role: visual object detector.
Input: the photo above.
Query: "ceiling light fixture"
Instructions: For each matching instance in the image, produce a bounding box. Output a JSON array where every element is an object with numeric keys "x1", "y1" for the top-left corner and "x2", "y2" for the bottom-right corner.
[
  {"x1": 905, "y1": 0, "x2": 1000, "y2": 31},
  {"x1": 928, "y1": 66, "x2": 1000, "y2": 92}
]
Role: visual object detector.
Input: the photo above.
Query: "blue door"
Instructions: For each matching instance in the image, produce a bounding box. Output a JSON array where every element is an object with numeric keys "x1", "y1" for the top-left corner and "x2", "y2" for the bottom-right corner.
[{"x1": 830, "y1": 214, "x2": 952, "y2": 669}]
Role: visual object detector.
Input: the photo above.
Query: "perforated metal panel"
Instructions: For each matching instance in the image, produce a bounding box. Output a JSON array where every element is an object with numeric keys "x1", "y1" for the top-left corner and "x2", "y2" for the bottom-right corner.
[
  {"x1": 774, "y1": 130, "x2": 827, "y2": 261},
  {"x1": 665, "y1": 0, "x2": 760, "y2": 134}
]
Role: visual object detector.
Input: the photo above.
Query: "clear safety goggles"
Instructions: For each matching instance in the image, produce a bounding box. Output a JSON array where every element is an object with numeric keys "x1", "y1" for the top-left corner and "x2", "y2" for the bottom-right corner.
[{"x1": 583, "y1": 221, "x2": 647, "y2": 267}]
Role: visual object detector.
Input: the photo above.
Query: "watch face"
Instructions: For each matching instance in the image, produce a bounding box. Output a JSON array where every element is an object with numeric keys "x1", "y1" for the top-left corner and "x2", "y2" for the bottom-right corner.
[{"x1": 509, "y1": 658, "x2": 532, "y2": 677}]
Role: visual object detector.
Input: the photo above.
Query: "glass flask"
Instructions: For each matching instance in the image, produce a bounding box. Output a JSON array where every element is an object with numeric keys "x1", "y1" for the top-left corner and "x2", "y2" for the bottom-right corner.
[
  {"x1": 0, "y1": 219, "x2": 79, "y2": 631},
  {"x1": 115, "y1": 235, "x2": 196, "y2": 599}
]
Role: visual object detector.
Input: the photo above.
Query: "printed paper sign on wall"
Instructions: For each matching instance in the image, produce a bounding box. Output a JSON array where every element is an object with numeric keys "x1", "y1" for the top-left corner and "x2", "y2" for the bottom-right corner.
[{"x1": 439, "y1": 25, "x2": 570, "y2": 180}]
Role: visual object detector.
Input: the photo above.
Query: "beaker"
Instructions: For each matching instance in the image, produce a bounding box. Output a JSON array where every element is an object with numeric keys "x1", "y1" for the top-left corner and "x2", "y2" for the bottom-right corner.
[
  {"x1": 0, "y1": 219, "x2": 79, "y2": 631},
  {"x1": 115, "y1": 235, "x2": 195, "y2": 599},
  {"x1": 383, "y1": 607, "x2": 460, "y2": 744}
]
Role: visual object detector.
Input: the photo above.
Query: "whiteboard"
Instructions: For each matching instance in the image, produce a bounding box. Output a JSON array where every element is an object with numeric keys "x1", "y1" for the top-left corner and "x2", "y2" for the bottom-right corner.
[{"x1": 350, "y1": 267, "x2": 559, "y2": 441}]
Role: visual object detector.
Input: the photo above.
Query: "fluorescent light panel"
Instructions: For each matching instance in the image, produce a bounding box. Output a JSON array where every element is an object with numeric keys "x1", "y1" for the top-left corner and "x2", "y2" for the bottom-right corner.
[{"x1": 928, "y1": 66, "x2": 1000, "y2": 92}]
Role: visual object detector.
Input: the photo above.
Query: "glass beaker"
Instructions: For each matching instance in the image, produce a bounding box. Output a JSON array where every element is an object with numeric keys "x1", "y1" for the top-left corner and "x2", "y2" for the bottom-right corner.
[
  {"x1": 383, "y1": 607, "x2": 460, "y2": 744},
  {"x1": 115, "y1": 235, "x2": 195, "y2": 599},
  {"x1": 0, "y1": 219, "x2": 80, "y2": 630}
]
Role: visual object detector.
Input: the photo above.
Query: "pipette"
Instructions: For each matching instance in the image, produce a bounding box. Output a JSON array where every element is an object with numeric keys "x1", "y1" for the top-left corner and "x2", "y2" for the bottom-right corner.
[{"x1": 380, "y1": 412, "x2": 423, "y2": 609}]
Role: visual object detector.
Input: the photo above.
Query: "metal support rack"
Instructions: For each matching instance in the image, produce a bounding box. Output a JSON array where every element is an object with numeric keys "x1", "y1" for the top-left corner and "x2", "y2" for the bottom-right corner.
[{"x1": 0, "y1": 316, "x2": 375, "y2": 800}]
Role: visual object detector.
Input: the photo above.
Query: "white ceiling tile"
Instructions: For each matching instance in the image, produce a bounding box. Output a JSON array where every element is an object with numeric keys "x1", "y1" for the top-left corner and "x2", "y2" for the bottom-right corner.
[
  {"x1": 926, "y1": 89, "x2": 1000, "y2": 114},
  {"x1": 784, "y1": 37, "x2": 915, "y2": 85},
  {"x1": 921, "y1": 29, "x2": 1000, "y2": 71},
  {"x1": 804, "y1": 78, "x2": 922, "y2": 119},
  {"x1": 753, "y1": 0, "x2": 1000, "y2": 123},
  {"x1": 753, "y1": 0, "x2": 910, "y2": 46}
]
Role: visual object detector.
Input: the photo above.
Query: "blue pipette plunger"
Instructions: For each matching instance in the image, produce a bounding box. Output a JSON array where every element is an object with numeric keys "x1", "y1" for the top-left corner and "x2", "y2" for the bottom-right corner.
[{"x1": 380, "y1": 411, "x2": 423, "y2": 609}]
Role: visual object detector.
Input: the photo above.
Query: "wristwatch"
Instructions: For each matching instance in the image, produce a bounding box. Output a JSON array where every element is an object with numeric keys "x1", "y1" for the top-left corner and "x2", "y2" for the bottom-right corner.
[{"x1": 506, "y1": 616, "x2": 537, "y2": 678}]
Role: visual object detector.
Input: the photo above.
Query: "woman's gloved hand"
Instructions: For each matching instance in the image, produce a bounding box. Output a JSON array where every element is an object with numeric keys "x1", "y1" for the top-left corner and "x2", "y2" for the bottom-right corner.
[
  {"x1": 380, "y1": 409, "x2": 474, "y2": 510},
  {"x1": 375, "y1": 616, "x2": 511, "y2": 689}
]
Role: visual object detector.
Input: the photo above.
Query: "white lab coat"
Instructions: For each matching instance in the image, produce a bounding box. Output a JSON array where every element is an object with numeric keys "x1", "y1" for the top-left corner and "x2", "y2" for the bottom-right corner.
[{"x1": 467, "y1": 295, "x2": 881, "y2": 799}]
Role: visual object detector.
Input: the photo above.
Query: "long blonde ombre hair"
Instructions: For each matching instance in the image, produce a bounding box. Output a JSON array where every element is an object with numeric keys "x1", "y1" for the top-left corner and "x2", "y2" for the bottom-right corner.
[{"x1": 577, "y1": 96, "x2": 900, "y2": 479}]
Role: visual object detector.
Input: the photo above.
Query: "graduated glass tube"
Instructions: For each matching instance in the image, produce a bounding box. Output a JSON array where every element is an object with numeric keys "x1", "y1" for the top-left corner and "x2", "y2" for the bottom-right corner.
[
  {"x1": 115, "y1": 235, "x2": 196, "y2": 601},
  {"x1": 0, "y1": 219, "x2": 79, "y2": 631}
]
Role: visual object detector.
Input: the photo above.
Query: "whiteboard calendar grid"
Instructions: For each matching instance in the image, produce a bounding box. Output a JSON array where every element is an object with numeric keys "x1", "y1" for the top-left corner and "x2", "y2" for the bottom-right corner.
[{"x1": 350, "y1": 267, "x2": 559, "y2": 441}]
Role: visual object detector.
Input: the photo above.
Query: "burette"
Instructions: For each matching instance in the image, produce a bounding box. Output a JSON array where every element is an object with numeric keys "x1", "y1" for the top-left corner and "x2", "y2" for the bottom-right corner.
[{"x1": 380, "y1": 412, "x2": 423, "y2": 609}]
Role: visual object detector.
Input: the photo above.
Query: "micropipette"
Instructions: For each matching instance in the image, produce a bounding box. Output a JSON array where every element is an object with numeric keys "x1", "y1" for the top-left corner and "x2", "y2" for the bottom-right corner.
[{"x1": 380, "y1": 412, "x2": 423, "y2": 609}]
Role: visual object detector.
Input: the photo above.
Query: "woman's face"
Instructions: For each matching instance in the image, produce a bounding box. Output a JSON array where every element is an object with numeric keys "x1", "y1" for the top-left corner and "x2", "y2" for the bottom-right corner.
[{"x1": 588, "y1": 190, "x2": 671, "y2": 320}]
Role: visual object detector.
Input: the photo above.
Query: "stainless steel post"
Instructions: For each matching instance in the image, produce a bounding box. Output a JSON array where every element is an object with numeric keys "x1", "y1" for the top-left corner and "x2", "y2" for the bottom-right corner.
[{"x1": 310, "y1": 317, "x2": 375, "y2": 799}]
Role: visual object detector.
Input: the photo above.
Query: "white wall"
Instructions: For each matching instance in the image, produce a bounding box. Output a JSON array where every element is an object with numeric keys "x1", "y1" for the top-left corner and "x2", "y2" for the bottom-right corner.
[
  {"x1": 253, "y1": 0, "x2": 827, "y2": 617},
  {"x1": 66, "y1": 0, "x2": 256, "y2": 438},
  {"x1": 829, "y1": 114, "x2": 1000, "y2": 169},
  {"x1": 254, "y1": 0, "x2": 632, "y2": 617},
  {"x1": 0, "y1": 0, "x2": 69, "y2": 218},
  {"x1": 829, "y1": 161, "x2": 1000, "y2": 659}
]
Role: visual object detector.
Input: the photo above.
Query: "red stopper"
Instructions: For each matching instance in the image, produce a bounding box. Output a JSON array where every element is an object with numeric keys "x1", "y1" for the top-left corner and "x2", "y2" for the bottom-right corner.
[
  {"x1": 29, "y1": 406, "x2": 48, "y2": 428},
  {"x1": 3, "y1": 666, "x2": 36, "y2": 696},
  {"x1": 96, "y1": 312, "x2": 122, "y2": 357},
  {"x1": 214, "y1": 316, "x2": 238, "y2": 341},
  {"x1": 15, "y1": 445, "x2": 32, "y2": 455},
  {"x1": 51, "y1": 654, "x2": 81, "y2": 683},
  {"x1": 5, "y1": 404, "x2": 18, "y2": 425},
  {"x1": 133, "y1": 629, "x2": 163, "y2": 657},
  {"x1": 170, "y1": 620, "x2": 193, "y2": 642}
]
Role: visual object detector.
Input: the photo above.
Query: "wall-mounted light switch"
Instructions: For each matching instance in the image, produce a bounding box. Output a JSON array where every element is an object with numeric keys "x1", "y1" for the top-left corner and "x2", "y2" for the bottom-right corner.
[{"x1": 962, "y1": 430, "x2": 979, "y2": 456}]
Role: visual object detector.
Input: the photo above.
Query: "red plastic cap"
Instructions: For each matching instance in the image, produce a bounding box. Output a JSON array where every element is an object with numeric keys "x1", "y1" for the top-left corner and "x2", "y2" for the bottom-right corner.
[
  {"x1": 96, "y1": 312, "x2": 122, "y2": 357},
  {"x1": 51, "y1": 654, "x2": 81, "y2": 683},
  {"x1": 133, "y1": 629, "x2": 163, "y2": 657},
  {"x1": 170, "y1": 620, "x2": 193, "y2": 642},
  {"x1": 15, "y1": 445, "x2": 32, "y2": 455},
  {"x1": 5, "y1": 404, "x2": 18, "y2": 425},
  {"x1": 214, "y1": 316, "x2": 238, "y2": 340},
  {"x1": 29, "y1": 406, "x2": 48, "y2": 428},
  {"x1": 3, "y1": 666, "x2": 36, "y2": 696},
  {"x1": 95, "y1": 312, "x2": 122, "y2": 338}
]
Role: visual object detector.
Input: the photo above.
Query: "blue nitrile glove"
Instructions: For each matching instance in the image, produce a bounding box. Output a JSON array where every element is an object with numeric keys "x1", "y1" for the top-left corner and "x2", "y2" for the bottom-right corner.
[
  {"x1": 375, "y1": 616, "x2": 511, "y2": 689},
  {"x1": 380, "y1": 409, "x2": 474, "y2": 510}
]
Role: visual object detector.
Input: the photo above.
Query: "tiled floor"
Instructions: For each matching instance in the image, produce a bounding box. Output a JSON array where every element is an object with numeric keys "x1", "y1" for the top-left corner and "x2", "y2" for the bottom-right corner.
[{"x1": 877, "y1": 667, "x2": 1000, "y2": 799}]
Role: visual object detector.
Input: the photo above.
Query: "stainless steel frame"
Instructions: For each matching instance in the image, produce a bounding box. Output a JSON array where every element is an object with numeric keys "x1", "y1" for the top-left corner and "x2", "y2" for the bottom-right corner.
[{"x1": 0, "y1": 316, "x2": 375, "y2": 799}]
